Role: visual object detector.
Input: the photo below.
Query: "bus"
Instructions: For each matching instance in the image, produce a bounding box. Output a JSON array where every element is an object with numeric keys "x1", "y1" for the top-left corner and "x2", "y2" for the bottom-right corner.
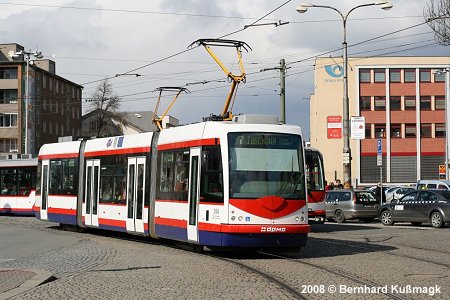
[
  {"x1": 0, "y1": 158, "x2": 37, "y2": 215},
  {"x1": 305, "y1": 147, "x2": 326, "y2": 223}
]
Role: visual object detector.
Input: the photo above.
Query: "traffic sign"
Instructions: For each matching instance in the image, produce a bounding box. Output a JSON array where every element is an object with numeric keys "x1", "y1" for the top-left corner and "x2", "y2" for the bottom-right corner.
[{"x1": 377, "y1": 139, "x2": 382, "y2": 166}]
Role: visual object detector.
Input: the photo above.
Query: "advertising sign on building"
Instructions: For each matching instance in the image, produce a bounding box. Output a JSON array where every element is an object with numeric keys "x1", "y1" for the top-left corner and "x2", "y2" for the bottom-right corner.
[
  {"x1": 351, "y1": 116, "x2": 365, "y2": 140},
  {"x1": 327, "y1": 116, "x2": 342, "y2": 139},
  {"x1": 439, "y1": 165, "x2": 446, "y2": 179}
]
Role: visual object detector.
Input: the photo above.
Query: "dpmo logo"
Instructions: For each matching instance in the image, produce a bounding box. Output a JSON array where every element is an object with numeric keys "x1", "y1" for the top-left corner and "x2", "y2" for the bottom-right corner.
[{"x1": 325, "y1": 65, "x2": 343, "y2": 78}]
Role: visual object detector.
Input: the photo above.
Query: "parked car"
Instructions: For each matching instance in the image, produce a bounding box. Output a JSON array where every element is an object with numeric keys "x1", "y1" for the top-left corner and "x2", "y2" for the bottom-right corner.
[
  {"x1": 378, "y1": 189, "x2": 450, "y2": 228},
  {"x1": 416, "y1": 180, "x2": 450, "y2": 190},
  {"x1": 385, "y1": 187, "x2": 415, "y2": 203},
  {"x1": 325, "y1": 189, "x2": 380, "y2": 223}
]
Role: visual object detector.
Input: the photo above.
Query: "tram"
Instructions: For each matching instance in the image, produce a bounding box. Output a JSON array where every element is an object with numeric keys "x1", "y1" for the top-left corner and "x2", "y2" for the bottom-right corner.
[
  {"x1": 0, "y1": 157, "x2": 37, "y2": 215},
  {"x1": 305, "y1": 147, "x2": 326, "y2": 223},
  {"x1": 34, "y1": 116, "x2": 310, "y2": 250}
]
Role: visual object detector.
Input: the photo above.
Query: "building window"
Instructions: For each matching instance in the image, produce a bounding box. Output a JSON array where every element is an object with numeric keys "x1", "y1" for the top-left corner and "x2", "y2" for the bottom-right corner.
[
  {"x1": 404, "y1": 69, "x2": 416, "y2": 82},
  {"x1": 435, "y1": 96, "x2": 445, "y2": 110},
  {"x1": 43, "y1": 74, "x2": 47, "y2": 88},
  {"x1": 391, "y1": 124, "x2": 401, "y2": 138},
  {"x1": 0, "y1": 90, "x2": 18, "y2": 104},
  {"x1": 0, "y1": 113, "x2": 18, "y2": 127},
  {"x1": 434, "y1": 71, "x2": 446, "y2": 82},
  {"x1": 436, "y1": 124, "x2": 445, "y2": 137},
  {"x1": 420, "y1": 69, "x2": 431, "y2": 82},
  {"x1": 390, "y1": 69, "x2": 401, "y2": 82},
  {"x1": 404, "y1": 96, "x2": 416, "y2": 110},
  {"x1": 420, "y1": 96, "x2": 431, "y2": 110},
  {"x1": 365, "y1": 124, "x2": 371, "y2": 138},
  {"x1": 390, "y1": 96, "x2": 401, "y2": 111},
  {"x1": 374, "y1": 69, "x2": 385, "y2": 83},
  {"x1": 360, "y1": 96, "x2": 371, "y2": 110},
  {"x1": 405, "y1": 124, "x2": 416, "y2": 138},
  {"x1": 359, "y1": 69, "x2": 370, "y2": 83},
  {"x1": 0, "y1": 139, "x2": 17, "y2": 152},
  {"x1": 374, "y1": 96, "x2": 386, "y2": 111},
  {"x1": 421, "y1": 124, "x2": 432, "y2": 138},
  {"x1": 375, "y1": 124, "x2": 386, "y2": 138},
  {"x1": 0, "y1": 67, "x2": 18, "y2": 79}
]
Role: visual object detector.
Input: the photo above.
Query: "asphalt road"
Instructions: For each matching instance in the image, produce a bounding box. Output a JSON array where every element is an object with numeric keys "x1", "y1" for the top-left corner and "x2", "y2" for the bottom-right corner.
[{"x1": 0, "y1": 216, "x2": 449, "y2": 299}]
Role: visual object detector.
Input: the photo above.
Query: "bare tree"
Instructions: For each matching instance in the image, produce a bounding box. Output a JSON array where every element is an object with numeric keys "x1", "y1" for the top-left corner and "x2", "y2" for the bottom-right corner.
[
  {"x1": 84, "y1": 79, "x2": 129, "y2": 137},
  {"x1": 424, "y1": 0, "x2": 450, "y2": 46}
]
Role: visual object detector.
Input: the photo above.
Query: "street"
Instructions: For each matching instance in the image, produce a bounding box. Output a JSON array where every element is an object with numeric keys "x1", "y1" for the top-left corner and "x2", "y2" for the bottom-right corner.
[{"x1": 0, "y1": 216, "x2": 449, "y2": 299}]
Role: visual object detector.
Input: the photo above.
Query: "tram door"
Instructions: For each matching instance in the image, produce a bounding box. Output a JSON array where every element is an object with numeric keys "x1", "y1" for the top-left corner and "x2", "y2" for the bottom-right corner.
[
  {"x1": 40, "y1": 161, "x2": 49, "y2": 220},
  {"x1": 126, "y1": 157, "x2": 146, "y2": 233},
  {"x1": 187, "y1": 147, "x2": 201, "y2": 242},
  {"x1": 85, "y1": 160, "x2": 100, "y2": 227}
]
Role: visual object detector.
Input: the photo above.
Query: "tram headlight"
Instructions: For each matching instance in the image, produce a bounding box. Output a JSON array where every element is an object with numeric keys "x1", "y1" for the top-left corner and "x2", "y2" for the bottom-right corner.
[
  {"x1": 231, "y1": 216, "x2": 236, "y2": 221},
  {"x1": 238, "y1": 216, "x2": 243, "y2": 221},
  {"x1": 295, "y1": 216, "x2": 300, "y2": 222}
]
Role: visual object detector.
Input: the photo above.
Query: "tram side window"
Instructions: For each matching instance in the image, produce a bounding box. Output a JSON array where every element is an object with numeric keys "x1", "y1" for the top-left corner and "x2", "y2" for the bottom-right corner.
[
  {"x1": 157, "y1": 150, "x2": 189, "y2": 201},
  {"x1": 49, "y1": 159, "x2": 78, "y2": 195},
  {"x1": 1, "y1": 168, "x2": 17, "y2": 195},
  {"x1": 200, "y1": 146, "x2": 223, "y2": 203},
  {"x1": 17, "y1": 167, "x2": 36, "y2": 196},
  {"x1": 99, "y1": 155, "x2": 127, "y2": 205}
]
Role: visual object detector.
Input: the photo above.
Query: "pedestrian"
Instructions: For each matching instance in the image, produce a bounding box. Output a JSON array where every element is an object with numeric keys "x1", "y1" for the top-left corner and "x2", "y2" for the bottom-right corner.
[
  {"x1": 335, "y1": 179, "x2": 343, "y2": 189},
  {"x1": 344, "y1": 181, "x2": 352, "y2": 189}
]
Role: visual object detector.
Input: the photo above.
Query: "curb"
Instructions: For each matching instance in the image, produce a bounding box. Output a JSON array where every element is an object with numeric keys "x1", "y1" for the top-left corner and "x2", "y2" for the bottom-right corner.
[{"x1": 0, "y1": 269, "x2": 54, "y2": 300}]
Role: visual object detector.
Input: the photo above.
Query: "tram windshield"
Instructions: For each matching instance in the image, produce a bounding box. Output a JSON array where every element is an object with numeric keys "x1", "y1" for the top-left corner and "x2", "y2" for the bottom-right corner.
[
  {"x1": 228, "y1": 132, "x2": 305, "y2": 199},
  {"x1": 305, "y1": 149, "x2": 325, "y2": 191}
]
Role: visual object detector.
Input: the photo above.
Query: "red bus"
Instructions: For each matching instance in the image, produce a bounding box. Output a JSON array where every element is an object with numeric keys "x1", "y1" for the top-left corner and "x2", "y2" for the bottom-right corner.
[{"x1": 305, "y1": 147, "x2": 326, "y2": 223}]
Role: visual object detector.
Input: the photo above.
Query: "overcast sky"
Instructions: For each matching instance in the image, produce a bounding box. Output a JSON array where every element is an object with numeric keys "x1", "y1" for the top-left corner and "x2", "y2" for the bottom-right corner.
[{"x1": 1, "y1": 0, "x2": 448, "y2": 139}]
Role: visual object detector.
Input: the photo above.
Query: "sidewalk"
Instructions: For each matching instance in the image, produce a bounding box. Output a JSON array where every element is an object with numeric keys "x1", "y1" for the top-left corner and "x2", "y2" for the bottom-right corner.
[{"x1": 0, "y1": 269, "x2": 53, "y2": 300}]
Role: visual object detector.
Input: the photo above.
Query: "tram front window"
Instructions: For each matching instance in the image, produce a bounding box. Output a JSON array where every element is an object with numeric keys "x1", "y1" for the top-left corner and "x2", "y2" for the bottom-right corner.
[{"x1": 228, "y1": 132, "x2": 305, "y2": 199}]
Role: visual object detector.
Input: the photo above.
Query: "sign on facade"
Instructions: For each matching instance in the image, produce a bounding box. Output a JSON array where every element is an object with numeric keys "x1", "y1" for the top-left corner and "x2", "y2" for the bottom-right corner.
[
  {"x1": 327, "y1": 116, "x2": 342, "y2": 139},
  {"x1": 350, "y1": 116, "x2": 365, "y2": 140}
]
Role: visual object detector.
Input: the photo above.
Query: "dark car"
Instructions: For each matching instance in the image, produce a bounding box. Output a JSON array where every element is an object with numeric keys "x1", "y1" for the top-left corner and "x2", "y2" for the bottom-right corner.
[
  {"x1": 325, "y1": 189, "x2": 380, "y2": 223},
  {"x1": 378, "y1": 189, "x2": 450, "y2": 228}
]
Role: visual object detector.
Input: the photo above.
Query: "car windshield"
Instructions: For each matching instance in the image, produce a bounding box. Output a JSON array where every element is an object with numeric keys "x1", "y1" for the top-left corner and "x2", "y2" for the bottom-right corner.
[{"x1": 228, "y1": 132, "x2": 306, "y2": 199}]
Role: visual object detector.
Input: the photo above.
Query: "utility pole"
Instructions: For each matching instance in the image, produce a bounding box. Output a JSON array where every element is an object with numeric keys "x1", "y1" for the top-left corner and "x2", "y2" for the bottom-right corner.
[
  {"x1": 280, "y1": 59, "x2": 286, "y2": 124},
  {"x1": 260, "y1": 59, "x2": 289, "y2": 124}
]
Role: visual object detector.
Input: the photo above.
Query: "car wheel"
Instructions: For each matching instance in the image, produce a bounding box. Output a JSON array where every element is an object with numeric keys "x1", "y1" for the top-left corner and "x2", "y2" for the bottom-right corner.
[
  {"x1": 411, "y1": 222, "x2": 421, "y2": 226},
  {"x1": 380, "y1": 210, "x2": 394, "y2": 226},
  {"x1": 335, "y1": 210, "x2": 346, "y2": 223},
  {"x1": 430, "y1": 212, "x2": 445, "y2": 228}
]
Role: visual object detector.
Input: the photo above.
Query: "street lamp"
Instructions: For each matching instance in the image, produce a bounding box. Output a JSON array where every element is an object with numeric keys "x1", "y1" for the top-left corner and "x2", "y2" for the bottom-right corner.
[
  {"x1": 9, "y1": 49, "x2": 43, "y2": 155},
  {"x1": 296, "y1": 1, "x2": 393, "y2": 186},
  {"x1": 433, "y1": 68, "x2": 450, "y2": 180}
]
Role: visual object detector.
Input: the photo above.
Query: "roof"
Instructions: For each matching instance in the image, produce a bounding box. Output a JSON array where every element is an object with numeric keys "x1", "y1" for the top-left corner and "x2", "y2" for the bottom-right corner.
[{"x1": 122, "y1": 111, "x2": 158, "y2": 132}]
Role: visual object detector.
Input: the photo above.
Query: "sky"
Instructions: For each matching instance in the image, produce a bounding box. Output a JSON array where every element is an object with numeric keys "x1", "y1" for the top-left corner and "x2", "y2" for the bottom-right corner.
[{"x1": 1, "y1": 0, "x2": 448, "y2": 140}]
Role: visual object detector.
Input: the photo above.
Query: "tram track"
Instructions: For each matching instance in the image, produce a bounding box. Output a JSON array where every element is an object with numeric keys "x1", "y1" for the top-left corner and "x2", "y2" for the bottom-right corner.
[
  {"x1": 205, "y1": 252, "x2": 308, "y2": 300},
  {"x1": 257, "y1": 251, "x2": 407, "y2": 300},
  {"x1": 314, "y1": 238, "x2": 450, "y2": 269}
]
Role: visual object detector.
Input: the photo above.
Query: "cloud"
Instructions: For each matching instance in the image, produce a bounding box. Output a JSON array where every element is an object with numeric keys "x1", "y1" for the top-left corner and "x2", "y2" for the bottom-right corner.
[{"x1": 0, "y1": 0, "x2": 444, "y2": 140}]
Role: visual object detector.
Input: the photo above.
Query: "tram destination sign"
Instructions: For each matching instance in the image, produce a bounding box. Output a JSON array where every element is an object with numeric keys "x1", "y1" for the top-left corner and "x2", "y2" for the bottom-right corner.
[{"x1": 232, "y1": 133, "x2": 299, "y2": 149}]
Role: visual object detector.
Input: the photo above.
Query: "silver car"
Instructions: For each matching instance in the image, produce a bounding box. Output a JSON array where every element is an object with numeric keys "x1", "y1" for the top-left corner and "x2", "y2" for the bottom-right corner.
[
  {"x1": 385, "y1": 187, "x2": 415, "y2": 203},
  {"x1": 325, "y1": 189, "x2": 380, "y2": 223}
]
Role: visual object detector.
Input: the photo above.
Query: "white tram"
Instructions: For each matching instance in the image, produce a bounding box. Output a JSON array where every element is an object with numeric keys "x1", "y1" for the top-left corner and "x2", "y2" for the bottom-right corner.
[
  {"x1": 35, "y1": 118, "x2": 310, "y2": 249},
  {"x1": 0, "y1": 158, "x2": 37, "y2": 215}
]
